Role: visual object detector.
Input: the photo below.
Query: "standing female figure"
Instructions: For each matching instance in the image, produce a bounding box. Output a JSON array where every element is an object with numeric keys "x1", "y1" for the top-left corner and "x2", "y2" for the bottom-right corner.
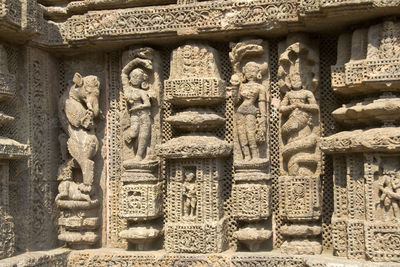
[
  {"x1": 231, "y1": 62, "x2": 267, "y2": 161},
  {"x1": 122, "y1": 62, "x2": 156, "y2": 162}
]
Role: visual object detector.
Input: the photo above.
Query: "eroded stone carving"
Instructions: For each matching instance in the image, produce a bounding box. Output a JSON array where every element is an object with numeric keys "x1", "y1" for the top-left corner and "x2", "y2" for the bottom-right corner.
[
  {"x1": 5, "y1": 0, "x2": 400, "y2": 263},
  {"x1": 229, "y1": 39, "x2": 268, "y2": 163},
  {"x1": 56, "y1": 72, "x2": 102, "y2": 248},
  {"x1": 121, "y1": 48, "x2": 158, "y2": 165},
  {"x1": 159, "y1": 43, "x2": 230, "y2": 253},
  {"x1": 229, "y1": 39, "x2": 271, "y2": 251},
  {"x1": 322, "y1": 19, "x2": 400, "y2": 263},
  {"x1": 119, "y1": 47, "x2": 163, "y2": 250},
  {"x1": 278, "y1": 34, "x2": 322, "y2": 255}
]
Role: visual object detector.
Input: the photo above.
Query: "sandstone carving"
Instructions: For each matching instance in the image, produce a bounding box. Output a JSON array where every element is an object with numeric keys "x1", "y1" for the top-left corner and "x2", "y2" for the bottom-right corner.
[
  {"x1": 56, "y1": 73, "x2": 102, "y2": 248},
  {"x1": 159, "y1": 43, "x2": 230, "y2": 253},
  {"x1": 278, "y1": 34, "x2": 322, "y2": 255},
  {"x1": 0, "y1": 44, "x2": 29, "y2": 260},
  {"x1": 121, "y1": 48, "x2": 158, "y2": 165},
  {"x1": 2, "y1": 1, "x2": 400, "y2": 266},
  {"x1": 119, "y1": 47, "x2": 163, "y2": 250},
  {"x1": 322, "y1": 20, "x2": 400, "y2": 262},
  {"x1": 229, "y1": 39, "x2": 271, "y2": 251}
]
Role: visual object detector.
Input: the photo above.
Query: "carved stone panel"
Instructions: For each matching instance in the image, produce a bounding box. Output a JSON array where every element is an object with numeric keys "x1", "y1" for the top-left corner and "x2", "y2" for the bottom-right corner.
[{"x1": 278, "y1": 34, "x2": 322, "y2": 255}]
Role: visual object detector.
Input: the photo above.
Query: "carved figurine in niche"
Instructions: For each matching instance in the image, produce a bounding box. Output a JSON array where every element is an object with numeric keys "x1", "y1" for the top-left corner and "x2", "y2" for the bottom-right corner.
[
  {"x1": 375, "y1": 157, "x2": 400, "y2": 220},
  {"x1": 378, "y1": 170, "x2": 400, "y2": 219},
  {"x1": 182, "y1": 169, "x2": 197, "y2": 219},
  {"x1": 58, "y1": 73, "x2": 101, "y2": 196},
  {"x1": 229, "y1": 39, "x2": 269, "y2": 163},
  {"x1": 279, "y1": 40, "x2": 320, "y2": 177},
  {"x1": 122, "y1": 54, "x2": 157, "y2": 164}
]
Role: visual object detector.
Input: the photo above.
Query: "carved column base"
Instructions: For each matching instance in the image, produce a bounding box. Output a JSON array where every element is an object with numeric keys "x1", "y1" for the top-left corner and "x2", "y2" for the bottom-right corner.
[
  {"x1": 57, "y1": 200, "x2": 100, "y2": 249},
  {"x1": 234, "y1": 224, "x2": 272, "y2": 252},
  {"x1": 279, "y1": 176, "x2": 322, "y2": 255},
  {"x1": 119, "y1": 225, "x2": 163, "y2": 250},
  {"x1": 165, "y1": 218, "x2": 228, "y2": 253},
  {"x1": 280, "y1": 223, "x2": 322, "y2": 255},
  {"x1": 233, "y1": 160, "x2": 271, "y2": 251},
  {"x1": 119, "y1": 161, "x2": 163, "y2": 251},
  {"x1": 281, "y1": 239, "x2": 322, "y2": 255}
]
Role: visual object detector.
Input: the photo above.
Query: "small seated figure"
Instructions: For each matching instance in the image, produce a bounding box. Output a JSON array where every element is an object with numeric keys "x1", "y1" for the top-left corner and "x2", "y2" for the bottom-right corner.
[{"x1": 182, "y1": 170, "x2": 197, "y2": 219}]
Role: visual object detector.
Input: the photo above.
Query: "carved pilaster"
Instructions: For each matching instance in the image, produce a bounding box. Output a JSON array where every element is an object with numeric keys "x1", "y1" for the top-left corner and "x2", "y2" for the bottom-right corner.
[
  {"x1": 158, "y1": 43, "x2": 231, "y2": 253},
  {"x1": 322, "y1": 19, "x2": 400, "y2": 262},
  {"x1": 278, "y1": 34, "x2": 322, "y2": 255},
  {"x1": 118, "y1": 47, "x2": 163, "y2": 250},
  {"x1": 228, "y1": 39, "x2": 272, "y2": 251}
]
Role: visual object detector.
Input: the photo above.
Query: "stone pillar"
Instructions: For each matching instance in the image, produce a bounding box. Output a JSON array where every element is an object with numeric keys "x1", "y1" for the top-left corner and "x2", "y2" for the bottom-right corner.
[
  {"x1": 118, "y1": 47, "x2": 163, "y2": 250},
  {"x1": 322, "y1": 19, "x2": 400, "y2": 262},
  {"x1": 157, "y1": 43, "x2": 232, "y2": 253},
  {"x1": 278, "y1": 34, "x2": 322, "y2": 255},
  {"x1": 0, "y1": 44, "x2": 29, "y2": 259},
  {"x1": 228, "y1": 39, "x2": 272, "y2": 251}
]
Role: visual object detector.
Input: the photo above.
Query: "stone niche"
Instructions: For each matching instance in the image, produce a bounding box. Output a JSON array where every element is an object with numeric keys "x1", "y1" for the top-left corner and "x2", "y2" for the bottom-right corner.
[{"x1": 2, "y1": 1, "x2": 400, "y2": 266}]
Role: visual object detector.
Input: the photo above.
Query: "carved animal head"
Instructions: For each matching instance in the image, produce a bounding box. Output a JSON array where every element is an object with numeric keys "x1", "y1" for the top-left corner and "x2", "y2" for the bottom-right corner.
[{"x1": 72, "y1": 73, "x2": 100, "y2": 118}]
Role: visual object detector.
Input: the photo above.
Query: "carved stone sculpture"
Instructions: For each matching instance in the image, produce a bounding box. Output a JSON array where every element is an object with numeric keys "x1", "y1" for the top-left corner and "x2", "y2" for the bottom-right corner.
[
  {"x1": 182, "y1": 170, "x2": 197, "y2": 219},
  {"x1": 4, "y1": 0, "x2": 400, "y2": 265},
  {"x1": 229, "y1": 39, "x2": 271, "y2": 251},
  {"x1": 56, "y1": 73, "x2": 101, "y2": 248},
  {"x1": 158, "y1": 43, "x2": 231, "y2": 253},
  {"x1": 322, "y1": 20, "x2": 400, "y2": 262},
  {"x1": 278, "y1": 34, "x2": 322, "y2": 255},
  {"x1": 119, "y1": 47, "x2": 163, "y2": 250},
  {"x1": 121, "y1": 48, "x2": 158, "y2": 165}
]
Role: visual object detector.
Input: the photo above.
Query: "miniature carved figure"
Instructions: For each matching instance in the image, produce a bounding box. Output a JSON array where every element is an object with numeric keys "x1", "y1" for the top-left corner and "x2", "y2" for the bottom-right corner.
[
  {"x1": 183, "y1": 170, "x2": 197, "y2": 218},
  {"x1": 58, "y1": 73, "x2": 101, "y2": 194},
  {"x1": 122, "y1": 56, "x2": 156, "y2": 162},
  {"x1": 231, "y1": 62, "x2": 267, "y2": 161},
  {"x1": 378, "y1": 170, "x2": 400, "y2": 219}
]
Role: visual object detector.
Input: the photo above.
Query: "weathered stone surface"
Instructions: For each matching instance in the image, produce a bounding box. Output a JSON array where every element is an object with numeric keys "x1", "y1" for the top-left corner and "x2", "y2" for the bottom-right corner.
[{"x1": 1, "y1": 0, "x2": 400, "y2": 265}]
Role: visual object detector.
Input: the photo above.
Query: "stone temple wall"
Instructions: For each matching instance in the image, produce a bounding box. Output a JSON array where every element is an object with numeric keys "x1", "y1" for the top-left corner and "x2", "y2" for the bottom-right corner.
[{"x1": 1, "y1": 0, "x2": 400, "y2": 266}]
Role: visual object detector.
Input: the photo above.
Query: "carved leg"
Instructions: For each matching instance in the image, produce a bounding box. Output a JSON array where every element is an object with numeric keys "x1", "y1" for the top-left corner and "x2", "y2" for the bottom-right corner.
[
  {"x1": 191, "y1": 198, "x2": 197, "y2": 216},
  {"x1": 68, "y1": 138, "x2": 95, "y2": 190},
  {"x1": 246, "y1": 114, "x2": 259, "y2": 159},
  {"x1": 135, "y1": 113, "x2": 151, "y2": 160},
  {"x1": 184, "y1": 198, "x2": 190, "y2": 217},
  {"x1": 237, "y1": 113, "x2": 251, "y2": 160}
]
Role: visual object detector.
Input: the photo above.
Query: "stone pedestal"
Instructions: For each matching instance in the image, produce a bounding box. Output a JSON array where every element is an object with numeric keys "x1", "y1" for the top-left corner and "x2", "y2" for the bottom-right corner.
[
  {"x1": 119, "y1": 161, "x2": 163, "y2": 250},
  {"x1": 233, "y1": 160, "x2": 271, "y2": 251},
  {"x1": 279, "y1": 176, "x2": 322, "y2": 255},
  {"x1": 158, "y1": 43, "x2": 231, "y2": 253}
]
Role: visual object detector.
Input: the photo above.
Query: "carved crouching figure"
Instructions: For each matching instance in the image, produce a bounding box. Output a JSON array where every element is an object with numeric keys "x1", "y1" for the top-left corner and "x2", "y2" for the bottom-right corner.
[{"x1": 57, "y1": 73, "x2": 101, "y2": 199}]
